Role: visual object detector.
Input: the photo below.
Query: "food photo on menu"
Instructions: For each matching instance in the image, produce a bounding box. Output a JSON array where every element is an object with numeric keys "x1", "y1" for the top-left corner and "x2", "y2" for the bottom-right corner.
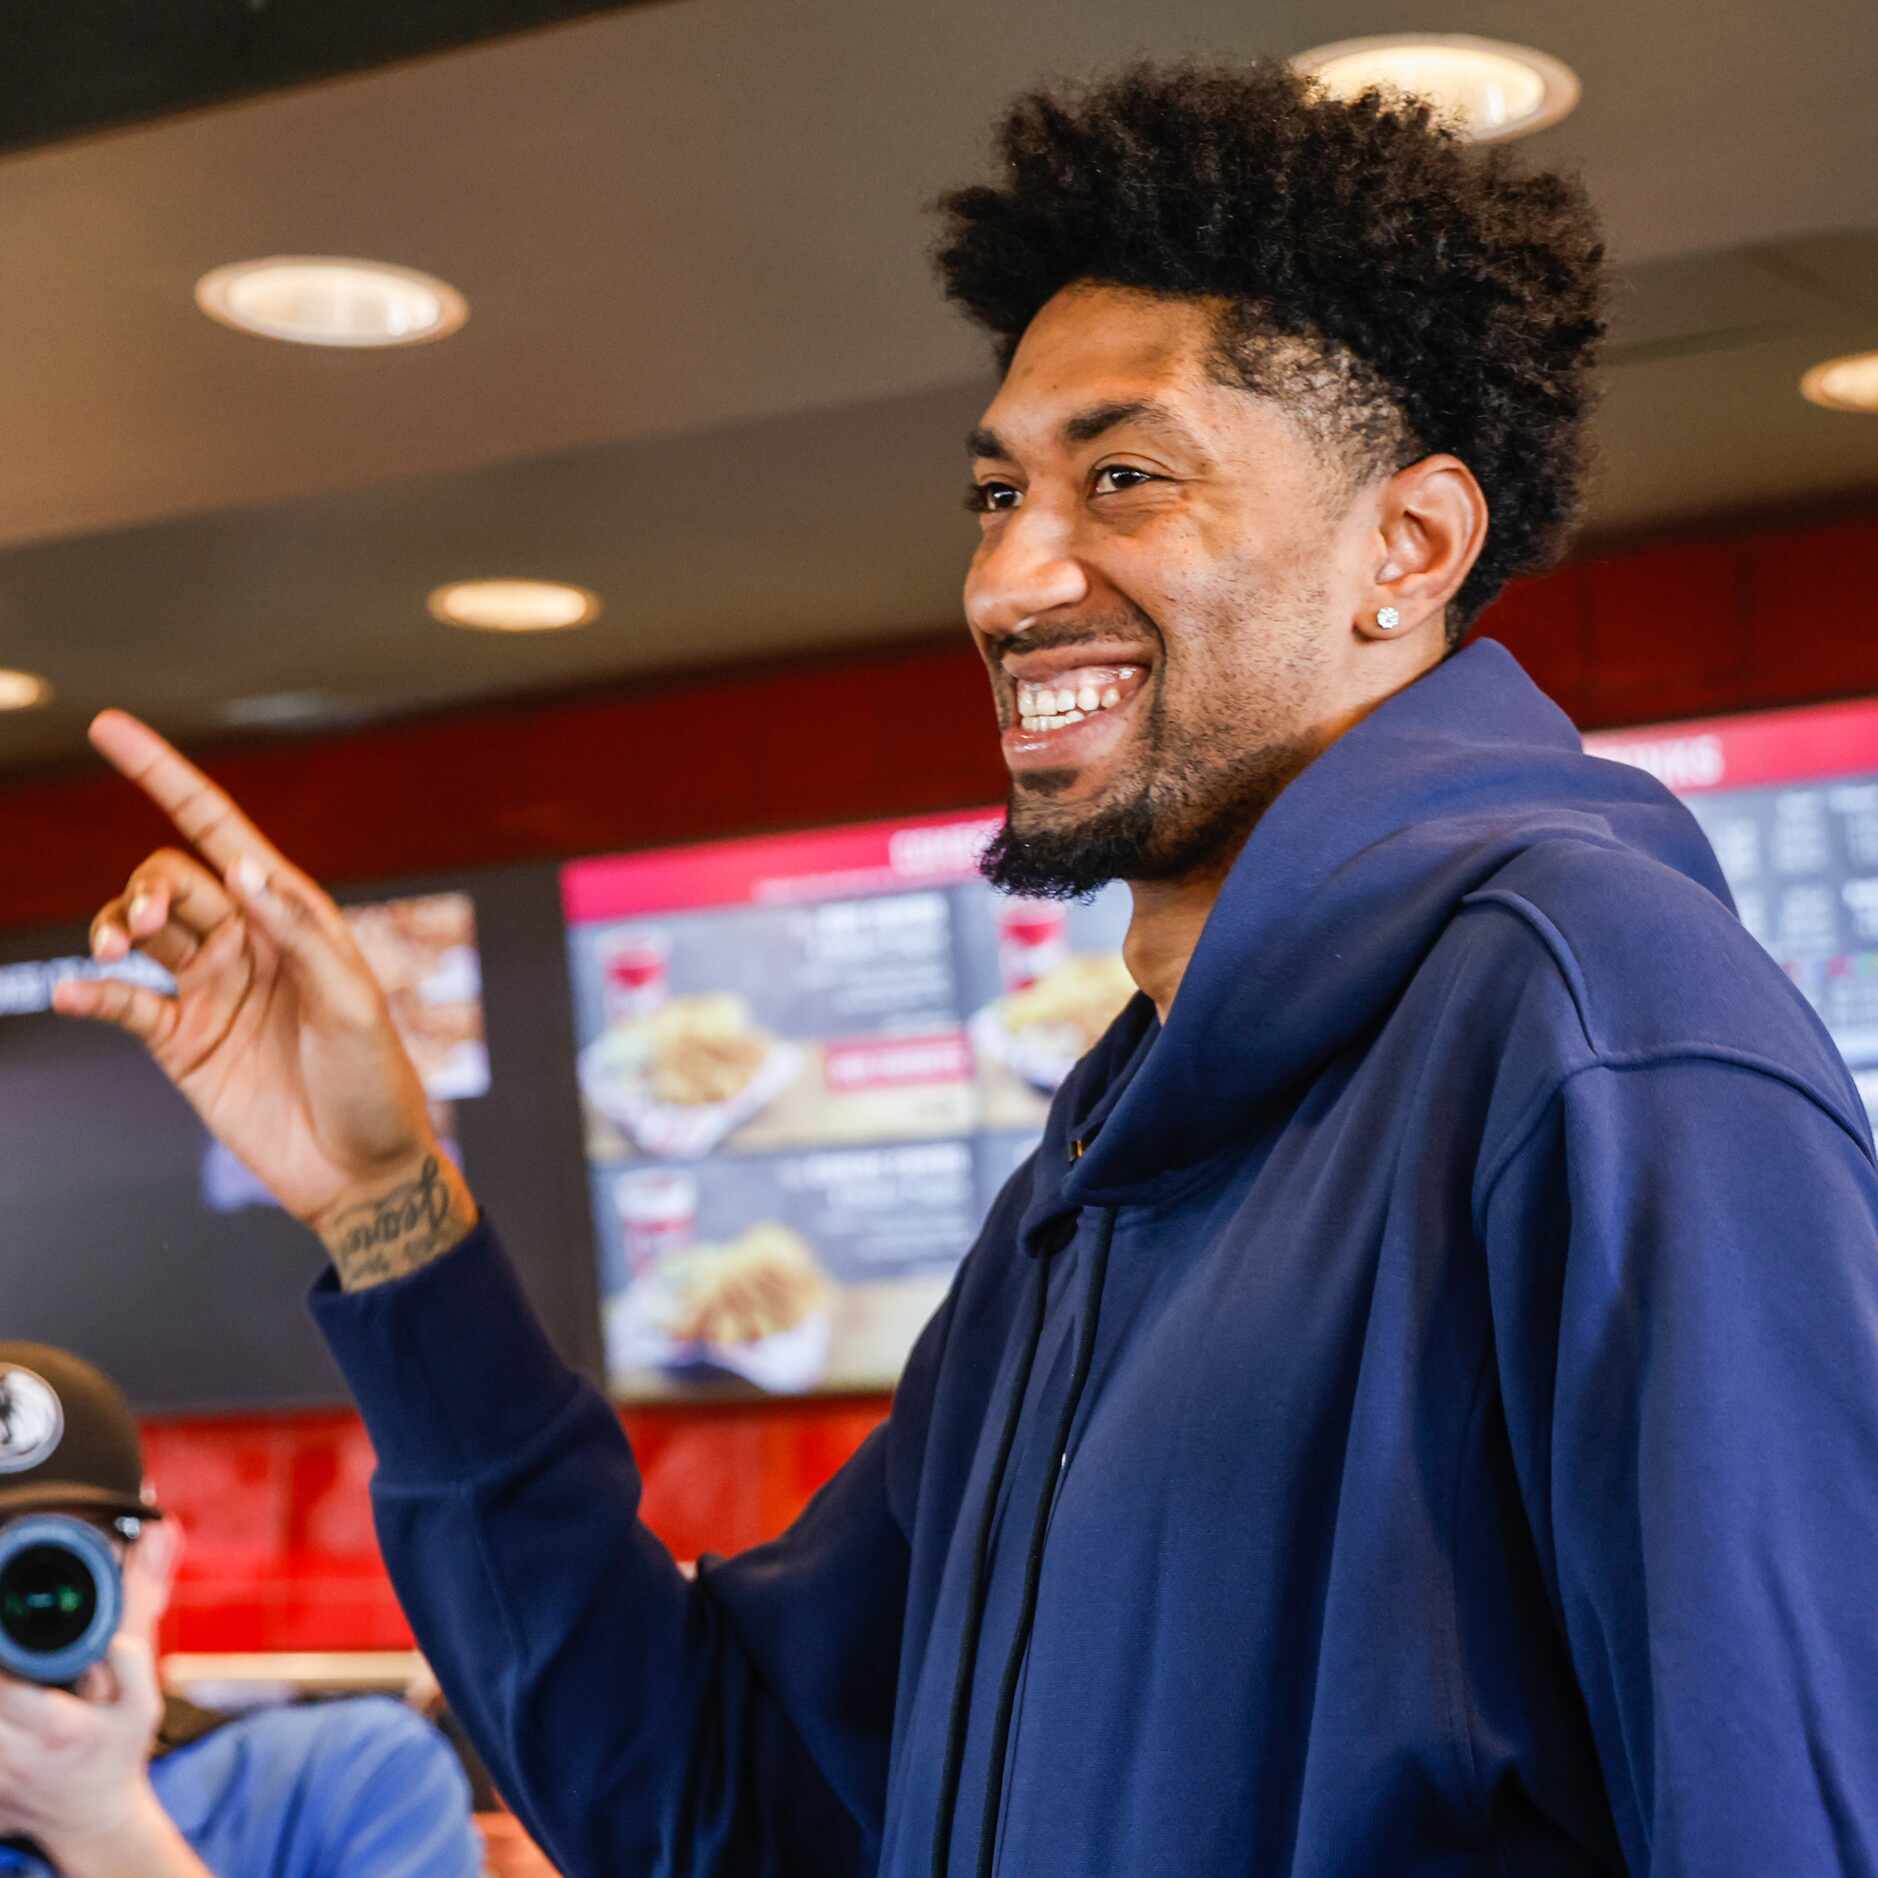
[
  {"x1": 568, "y1": 892, "x2": 977, "y2": 1163},
  {"x1": 594, "y1": 1140, "x2": 1010, "y2": 1398},
  {"x1": 956, "y1": 885, "x2": 1137, "y2": 1129}
]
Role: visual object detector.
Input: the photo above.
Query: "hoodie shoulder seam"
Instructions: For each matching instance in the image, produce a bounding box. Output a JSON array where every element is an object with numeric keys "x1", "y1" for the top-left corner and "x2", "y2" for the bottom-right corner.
[
  {"x1": 1459, "y1": 886, "x2": 1598, "y2": 1050},
  {"x1": 1461, "y1": 892, "x2": 1876, "y2": 1213},
  {"x1": 1476, "y1": 1049, "x2": 1878, "y2": 1229}
]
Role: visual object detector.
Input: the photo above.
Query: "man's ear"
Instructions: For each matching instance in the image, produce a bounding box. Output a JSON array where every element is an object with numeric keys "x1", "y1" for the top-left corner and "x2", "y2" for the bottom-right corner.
[{"x1": 1358, "y1": 453, "x2": 1489, "y2": 643}]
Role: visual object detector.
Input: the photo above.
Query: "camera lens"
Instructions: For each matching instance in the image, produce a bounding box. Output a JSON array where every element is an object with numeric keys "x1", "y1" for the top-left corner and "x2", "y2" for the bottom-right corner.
[
  {"x1": 0, "y1": 1514, "x2": 121, "y2": 1685},
  {"x1": 0, "y1": 1544, "x2": 99, "y2": 1653}
]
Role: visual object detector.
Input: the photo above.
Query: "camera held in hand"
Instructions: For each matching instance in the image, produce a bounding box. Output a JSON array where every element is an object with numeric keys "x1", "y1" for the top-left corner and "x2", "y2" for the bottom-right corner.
[{"x1": 0, "y1": 1513, "x2": 122, "y2": 1686}]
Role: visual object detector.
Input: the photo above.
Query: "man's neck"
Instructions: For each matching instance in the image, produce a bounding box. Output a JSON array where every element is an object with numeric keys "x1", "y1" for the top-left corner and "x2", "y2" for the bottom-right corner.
[
  {"x1": 1123, "y1": 861, "x2": 1237, "y2": 1023},
  {"x1": 1120, "y1": 662, "x2": 1447, "y2": 1019}
]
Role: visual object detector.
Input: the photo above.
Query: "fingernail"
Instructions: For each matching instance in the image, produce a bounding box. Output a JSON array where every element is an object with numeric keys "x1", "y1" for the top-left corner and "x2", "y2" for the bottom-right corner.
[
  {"x1": 93, "y1": 925, "x2": 125, "y2": 961},
  {"x1": 127, "y1": 893, "x2": 151, "y2": 929},
  {"x1": 231, "y1": 857, "x2": 269, "y2": 899}
]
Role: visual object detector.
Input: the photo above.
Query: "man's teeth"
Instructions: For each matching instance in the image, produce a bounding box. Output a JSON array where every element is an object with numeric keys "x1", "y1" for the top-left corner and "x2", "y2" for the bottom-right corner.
[{"x1": 1016, "y1": 674, "x2": 1131, "y2": 733}]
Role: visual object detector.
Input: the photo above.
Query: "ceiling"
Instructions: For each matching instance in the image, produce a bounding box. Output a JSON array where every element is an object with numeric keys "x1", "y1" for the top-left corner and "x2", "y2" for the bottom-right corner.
[{"x1": 1, "y1": 0, "x2": 1875, "y2": 772}]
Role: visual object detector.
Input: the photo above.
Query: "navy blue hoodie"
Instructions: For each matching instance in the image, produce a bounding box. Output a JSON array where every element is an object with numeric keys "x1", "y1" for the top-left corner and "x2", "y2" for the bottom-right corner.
[{"x1": 315, "y1": 640, "x2": 1878, "y2": 1876}]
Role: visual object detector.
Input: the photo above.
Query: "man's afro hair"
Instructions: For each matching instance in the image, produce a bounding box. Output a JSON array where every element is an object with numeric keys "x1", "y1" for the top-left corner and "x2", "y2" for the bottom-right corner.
[{"x1": 933, "y1": 60, "x2": 1608, "y2": 642}]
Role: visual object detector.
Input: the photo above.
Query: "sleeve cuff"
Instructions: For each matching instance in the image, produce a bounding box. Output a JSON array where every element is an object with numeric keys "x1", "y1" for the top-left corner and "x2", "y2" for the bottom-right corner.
[{"x1": 307, "y1": 1216, "x2": 584, "y2": 1483}]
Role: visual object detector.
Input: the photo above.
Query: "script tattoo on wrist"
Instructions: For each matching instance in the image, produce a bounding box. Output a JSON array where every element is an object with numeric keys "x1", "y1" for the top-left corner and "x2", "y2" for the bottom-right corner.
[{"x1": 323, "y1": 1156, "x2": 473, "y2": 1290}]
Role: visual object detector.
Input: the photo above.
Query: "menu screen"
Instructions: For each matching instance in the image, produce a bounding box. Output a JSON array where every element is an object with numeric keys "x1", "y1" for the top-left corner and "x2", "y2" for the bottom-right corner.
[
  {"x1": 1588, "y1": 695, "x2": 1878, "y2": 1124},
  {"x1": 562, "y1": 811, "x2": 1134, "y2": 1400},
  {"x1": 0, "y1": 864, "x2": 605, "y2": 1413}
]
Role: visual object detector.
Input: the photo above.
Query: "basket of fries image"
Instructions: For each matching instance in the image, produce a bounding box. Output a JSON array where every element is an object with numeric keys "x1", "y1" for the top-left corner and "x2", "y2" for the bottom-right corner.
[
  {"x1": 607, "y1": 1221, "x2": 836, "y2": 1393},
  {"x1": 580, "y1": 992, "x2": 804, "y2": 1159},
  {"x1": 968, "y1": 952, "x2": 1137, "y2": 1094}
]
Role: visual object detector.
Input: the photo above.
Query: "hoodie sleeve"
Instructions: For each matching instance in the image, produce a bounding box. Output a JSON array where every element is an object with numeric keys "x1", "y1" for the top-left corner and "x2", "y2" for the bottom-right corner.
[
  {"x1": 309, "y1": 1219, "x2": 940, "y2": 1878},
  {"x1": 1482, "y1": 1054, "x2": 1878, "y2": 1877}
]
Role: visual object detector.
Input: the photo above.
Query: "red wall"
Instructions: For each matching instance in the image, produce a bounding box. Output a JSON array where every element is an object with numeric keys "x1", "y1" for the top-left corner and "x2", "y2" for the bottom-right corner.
[
  {"x1": 145, "y1": 1400, "x2": 888, "y2": 1652},
  {"x1": 7, "y1": 502, "x2": 1873, "y2": 1653}
]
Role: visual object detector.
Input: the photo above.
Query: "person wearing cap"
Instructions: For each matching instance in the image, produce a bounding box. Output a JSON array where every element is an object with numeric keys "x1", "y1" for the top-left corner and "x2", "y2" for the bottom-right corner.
[{"x1": 0, "y1": 1344, "x2": 483, "y2": 1878}]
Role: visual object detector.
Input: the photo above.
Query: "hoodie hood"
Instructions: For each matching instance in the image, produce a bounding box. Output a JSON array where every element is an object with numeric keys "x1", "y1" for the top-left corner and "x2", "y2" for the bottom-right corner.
[{"x1": 1039, "y1": 639, "x2": 1731, "y2": 1207}]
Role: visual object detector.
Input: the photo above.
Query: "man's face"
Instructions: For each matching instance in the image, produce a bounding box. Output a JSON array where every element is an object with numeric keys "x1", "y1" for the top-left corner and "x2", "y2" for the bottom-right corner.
[{"x1": 964, "y1": 284, "x2": 1364, "y2": 897}]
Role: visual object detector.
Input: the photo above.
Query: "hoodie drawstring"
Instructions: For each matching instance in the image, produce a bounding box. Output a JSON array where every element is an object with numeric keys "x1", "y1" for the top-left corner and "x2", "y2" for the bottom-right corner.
[
  {"x1": 972, "y1": 1208, "x2": 1113, "y2": 1878},
  {"x1": 930, "y1": 1238, "x2": 1051, "y2": 1878},
  {"x1": 930, "y1": 1207, "x2": 1116, "y2": 1878}
]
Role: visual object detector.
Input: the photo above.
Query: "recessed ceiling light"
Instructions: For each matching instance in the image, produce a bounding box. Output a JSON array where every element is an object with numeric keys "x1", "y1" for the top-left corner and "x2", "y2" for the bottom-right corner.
[
  {"x1": 220, "y1": 691, "x2": 345, "y2": 728},
  {"x1": 1294, "y1": 34, "x2": 1581, "y2": 143},
  {"x1": 1800, "y1": 350, "x2": 1878, "y2": 414},
  {"x1": 0, "y1": 670, "x2": 51, "y2": 711},
  {"x1": 195, "y1": 257, "x2": 468, "y2": 348},
  {"x1": 427, "y1": 579, "x2": 602, "y2": 634}
]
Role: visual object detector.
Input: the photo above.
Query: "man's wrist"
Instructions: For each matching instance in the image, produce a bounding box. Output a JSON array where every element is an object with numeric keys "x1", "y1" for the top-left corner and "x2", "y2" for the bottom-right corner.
[{"x1": 315, "y1": 1150, "x2": 480, "y2": 1291}]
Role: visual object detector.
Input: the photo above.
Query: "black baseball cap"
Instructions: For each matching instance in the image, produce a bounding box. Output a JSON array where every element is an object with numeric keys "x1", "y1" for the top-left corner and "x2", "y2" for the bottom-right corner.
[{"x1": 0, "y1": 1342, "x2": 164, "y2": 1524}]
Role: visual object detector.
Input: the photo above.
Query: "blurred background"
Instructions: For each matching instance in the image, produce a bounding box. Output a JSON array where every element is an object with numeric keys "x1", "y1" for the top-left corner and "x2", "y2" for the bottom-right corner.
[{"x1": 0, "y1": 0, "x2": 1873, "y2": 1794}]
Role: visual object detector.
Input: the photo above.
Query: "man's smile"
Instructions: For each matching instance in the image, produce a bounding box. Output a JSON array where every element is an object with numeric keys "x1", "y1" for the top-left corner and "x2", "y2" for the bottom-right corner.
[{"x1": 998, "y1": 657, "x2": 1151, "y2": 776}]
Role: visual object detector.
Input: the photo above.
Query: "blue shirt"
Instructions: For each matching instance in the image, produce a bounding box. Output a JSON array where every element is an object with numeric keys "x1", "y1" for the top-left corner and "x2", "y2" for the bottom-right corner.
[{"x1": 0, "y1": 1695, "x2": 481, "y2": 1876}]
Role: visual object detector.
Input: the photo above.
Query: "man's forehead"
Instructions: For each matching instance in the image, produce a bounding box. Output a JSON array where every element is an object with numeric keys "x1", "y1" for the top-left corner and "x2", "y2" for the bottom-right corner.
[
  {"x1": 973, "y1": 289, "x2": 1210, "y2": 447},
  {"x1": 1022, "y1": 280, "x2": 1215, "y2": 362}
]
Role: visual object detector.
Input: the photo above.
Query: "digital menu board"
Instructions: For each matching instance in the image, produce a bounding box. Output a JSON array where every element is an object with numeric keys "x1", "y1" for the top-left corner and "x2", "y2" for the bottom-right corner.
[
  {"x1": 0, "y1": 865, "x2": 606, "y2": 1413},
  {"x1": 562, "y1": 812, "x2": 1135, "y2": 1400},
  {"x1": 1588, "y1": 694, "x2": 1878, "y2": 1126}
]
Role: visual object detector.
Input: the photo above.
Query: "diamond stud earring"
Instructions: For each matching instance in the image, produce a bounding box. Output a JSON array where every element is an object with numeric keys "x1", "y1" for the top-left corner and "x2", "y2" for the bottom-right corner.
[{"x1": 1375, "y1": 607, "x2": 1401, "y2": 631}]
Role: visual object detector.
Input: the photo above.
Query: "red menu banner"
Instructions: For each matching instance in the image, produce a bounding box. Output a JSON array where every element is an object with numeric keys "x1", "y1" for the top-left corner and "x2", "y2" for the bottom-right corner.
[
  {"x1": 1586, "y1": 697, "x2": 1878, "y2": 795},
  {"x1": 562, "y1": 810, "x2": 1007, "y2": 922}
]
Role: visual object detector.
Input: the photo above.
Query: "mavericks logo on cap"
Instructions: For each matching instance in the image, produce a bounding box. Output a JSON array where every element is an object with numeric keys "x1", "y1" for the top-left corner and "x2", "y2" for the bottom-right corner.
[{"x1": 0, "y1": 1366, "x2": 64, "y2": 1474}]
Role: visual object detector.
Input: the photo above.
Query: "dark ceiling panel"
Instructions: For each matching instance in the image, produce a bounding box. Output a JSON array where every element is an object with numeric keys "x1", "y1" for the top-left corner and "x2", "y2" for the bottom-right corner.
[{"x1": 0, "y1": 0, "x2": 666, "y2": 156}]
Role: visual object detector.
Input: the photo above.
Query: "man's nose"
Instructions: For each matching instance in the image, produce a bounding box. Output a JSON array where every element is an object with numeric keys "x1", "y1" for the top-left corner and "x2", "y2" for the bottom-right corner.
[{"x1": 964, "y1": 506, "x2": 1090, "y2": 638}]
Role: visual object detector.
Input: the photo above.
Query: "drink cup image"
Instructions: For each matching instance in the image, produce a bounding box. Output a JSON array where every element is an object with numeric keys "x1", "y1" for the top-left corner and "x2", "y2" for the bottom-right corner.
[
  {"x1": 615, "y1": 1169, "x2": 699, "y2": 1278},
  {"x1": 602, "y1": 928, "x2": 671, "y2": 1021},
  {"x1": 997, "y1": 901, "x2": 1071, "y2": 994}
]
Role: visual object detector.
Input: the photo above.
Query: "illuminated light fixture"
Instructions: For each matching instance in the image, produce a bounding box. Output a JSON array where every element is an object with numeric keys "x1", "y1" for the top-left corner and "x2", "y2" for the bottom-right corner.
[
  {"x1": 427, "y1": 579, "x2": 602, "y2": 633},
  {"x1": 0, "y1": 669, "x2": 51, "y2": 711},
  {"x1": 194, "y1": 257, "x2": 468, "y2": 348},
  {"x1": 1293, "y1": 34, "x2": 1581, "y2": 143},
  {"x1": 1800, "y1": 350, "x2": 1878, "y2": 414},
  {"x1": 221, "y1": 691, "x2": 343, "y2": 727}
]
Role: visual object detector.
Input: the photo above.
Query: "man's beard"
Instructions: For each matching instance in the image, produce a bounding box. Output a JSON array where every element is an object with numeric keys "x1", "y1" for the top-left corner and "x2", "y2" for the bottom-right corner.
[{"x1": 979, "y1": 715, "x2": 1320, "y2": 900}]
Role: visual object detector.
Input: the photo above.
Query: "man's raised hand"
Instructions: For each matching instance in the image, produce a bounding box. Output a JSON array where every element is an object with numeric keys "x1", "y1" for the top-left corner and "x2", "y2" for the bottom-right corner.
[{"x1": 52, "y1": 711, "x2": 476, "y2": 1288}]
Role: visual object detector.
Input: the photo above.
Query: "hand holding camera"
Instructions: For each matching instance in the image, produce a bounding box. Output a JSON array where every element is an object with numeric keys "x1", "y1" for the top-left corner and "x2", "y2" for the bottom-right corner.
[
  {"x1": 0, "y1": 1630, "x2": 175, "y2": 1865},
  {"x1": 0, "y1": 1348, "x2": 207, "y2": 1874}
]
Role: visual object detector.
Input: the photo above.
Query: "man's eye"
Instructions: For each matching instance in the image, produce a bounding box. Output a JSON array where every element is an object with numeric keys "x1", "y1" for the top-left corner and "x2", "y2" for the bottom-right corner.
[
  {"x1": 965, "y1": 481, "x2": 1022, "y2": 514},
  {"x1": 1093, "y1": 466, "x2": 1155, "y2": 495}
]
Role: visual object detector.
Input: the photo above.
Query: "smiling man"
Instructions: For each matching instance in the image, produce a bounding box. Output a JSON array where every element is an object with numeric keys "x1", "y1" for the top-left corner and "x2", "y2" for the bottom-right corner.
[
  {"x1": 957, "y1": 273, "x2": 1492, "y2": 1014},
  {"x1": 55, "y1": 59, "x2": 1878, "y2": 1878}
]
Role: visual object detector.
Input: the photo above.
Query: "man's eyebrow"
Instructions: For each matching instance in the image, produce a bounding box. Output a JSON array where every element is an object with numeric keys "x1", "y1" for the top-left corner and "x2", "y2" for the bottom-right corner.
[
  {"x1": 1063, "y1": 399, "x2": 1203, "y2": 452},
  {"x1": 961, "y1": 400, "x2": 1209, "y2": 461},
  {"x1": 966, "y1": 401, "x2": 1207, "y2": 462}
]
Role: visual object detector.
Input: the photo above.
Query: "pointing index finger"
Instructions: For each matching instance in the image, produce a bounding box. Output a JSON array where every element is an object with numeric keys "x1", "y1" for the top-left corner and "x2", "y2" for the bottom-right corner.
[{"x1": 88, "y1": 710, "x2": 284, "y2": 877}]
